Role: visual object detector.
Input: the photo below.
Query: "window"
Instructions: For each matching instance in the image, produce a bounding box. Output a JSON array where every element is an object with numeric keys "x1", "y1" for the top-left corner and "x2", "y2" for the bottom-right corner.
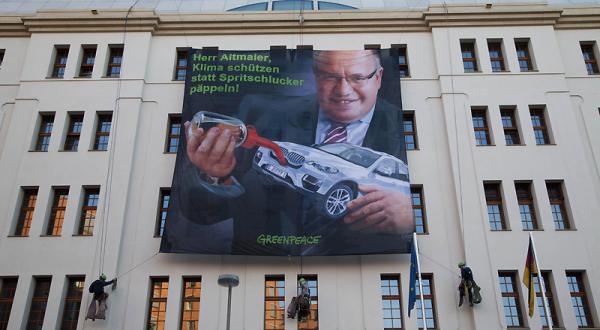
[
  {"x1": 581, "y1": 42, "x2": 599, "y2": 75},
  {"x1": 533, "y1": 271, "x2": 559, "y2": 328},
  {"x1": 26, "y1": 277, "x2": 52, "y2": 330},
  {"x1": 35, "y1": 113, "x2": 55, "y2": 152},
  {"x1": 566, "y1": 272, "x2": 594, "y2": 327},
  {"x1": 461, "y1": 41, "x2": 478, "y2": 73},
  {"x1": 488, "y1": 40, "x2": 506, "y2": 72},
  {"x1": 318, "y1": 1, "x2": 357, "y2": 10},
  {"x1": 472, "y1": 108, "x2": 490, "y2": 146},
  {"x1": 47, "y1": 187, "x2": 69, "y2": 236},
  {"x1": 392, "y1": 44, "x2": 410, "y2": 77},
  {"x1": 60, "y1": 276, "x2": 85, "y2": 330},
  {"x1": 14, "y1": 187, "x2": 38, "y2": 236},
  {"x1": 51, "y1": 46, "x2": 69, "y2": 78},
  {"x1": 166, "y1": 115, "x2": 182, "y2": 153},
  {"x1": 93, "y1": 113, "x2": 112, "y2": 151},
  {"x1": 411, "y1": 186, "x2": 427, "y2": 234},
  {"x1": 515, "y1": 40, "x2": 534, "y2": 72},
  {"x1": 264, "y1": 275, "x2": 285, "y2": 330},
  {"x1": 78, "y1": 187, "x2": 99, "y2": 236},
  {"x1": 515, "y1": 182, "x2": 538, "y2": 230},
  {"x1": 228, "y1": 2, "x2": 268, "y2": 11},
  {"x1": 147, "y1": 278, "x2": 169, "y2": 330},
  {"x1": 546, "y1": 181, "x2": 570, "y2": 230},
  {"x1": 106, "y1": 45, "x2": 123, "y2": 78},
  {"x1": 529, "y1": 107, "x2": 550, "y2": 145},
  {"x1": 174, "y1": 49, "x2": 189, "y2": 81},
  {"x1": 499, "y1": 272, "x2": 523, "y2": 327},
  {"x1": 381, "y1": 274, "x2": 403, "y2": 330},
  {"x1": 180, "y1": 277, "x2": 201, "y2": 330},
  {"x1": 415, "y1": 274, "x2": 436, "y2": 329},
  {"x1": 78, "y1": 45, "x2": 96, "y2": 78},
  {"x1": 63, "y1": 113, "x2": 83, "y2": 151},
  {"x1": 501, "y1": 107, "x2": 520, "y2": 145},
  {"x1": 403, "y1": 112, "x2": 418, "y2": 150},
  {"x1": 298, "y1": 275, "x2": 318, "y2": 330},
  {"x1": 272, "y1": 0, "x2": 313, "y2": 11},
  {"x1": 484, "y1": 182, "x2": 506, "y2": 231},
  {"x1": 155, "y1": 189, "x2": 171, "y2": 237},
  {"x1": 0, "y1": 49, "x2": 4, "y2": 67},
  {"x1": 0, "y1": 278, "x2": 18, "y2": 330}
]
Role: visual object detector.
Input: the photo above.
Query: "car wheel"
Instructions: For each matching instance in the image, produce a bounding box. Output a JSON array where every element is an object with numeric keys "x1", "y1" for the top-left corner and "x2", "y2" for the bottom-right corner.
[{"x1": 322, "y1": 183, "x2": 355, "y2": 219}]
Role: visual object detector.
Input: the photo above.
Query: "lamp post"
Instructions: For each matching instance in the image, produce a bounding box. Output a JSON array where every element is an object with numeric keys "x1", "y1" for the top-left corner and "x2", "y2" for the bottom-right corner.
[{"x1": 218, "y1": 274, "x2": 239, "y2": 330}]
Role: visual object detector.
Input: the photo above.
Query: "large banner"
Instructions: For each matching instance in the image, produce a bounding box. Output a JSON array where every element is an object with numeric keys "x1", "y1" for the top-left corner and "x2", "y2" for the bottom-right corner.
[{"x1": 160, "y1": 48, "x2": 413, "y2": 256}]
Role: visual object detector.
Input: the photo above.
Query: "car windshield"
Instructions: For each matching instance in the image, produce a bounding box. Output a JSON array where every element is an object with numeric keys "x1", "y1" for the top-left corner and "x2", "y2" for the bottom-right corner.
[{"x1": 316, "y1": 143, "x2": 381, "y2": 168}]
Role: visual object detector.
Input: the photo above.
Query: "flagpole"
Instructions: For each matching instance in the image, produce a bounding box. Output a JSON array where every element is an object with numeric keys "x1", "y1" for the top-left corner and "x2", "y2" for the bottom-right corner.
[
  {"x1": 413, "y1": 232, "x2": 427, "y2": 330},
  {"x1": 529, "y1": 232, "x2": 552, "y2": 330}
]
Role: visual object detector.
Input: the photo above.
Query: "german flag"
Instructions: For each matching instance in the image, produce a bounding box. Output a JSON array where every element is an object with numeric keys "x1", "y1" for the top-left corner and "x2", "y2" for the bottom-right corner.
[{"x1": 522, "y1": 237, "x2": 538, "y2": 317}]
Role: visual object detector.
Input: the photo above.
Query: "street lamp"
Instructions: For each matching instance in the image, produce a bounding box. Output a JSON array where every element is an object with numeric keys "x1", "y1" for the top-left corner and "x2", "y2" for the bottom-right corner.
[{"x1": 218, "y1": 274, "x2": 239, "y2": 330}]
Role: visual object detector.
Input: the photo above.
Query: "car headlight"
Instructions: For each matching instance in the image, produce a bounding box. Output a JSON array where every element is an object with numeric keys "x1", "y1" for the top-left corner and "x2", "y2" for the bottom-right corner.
[{"x1": 306, "y1": 160, "x2": 339, "y2": 174}]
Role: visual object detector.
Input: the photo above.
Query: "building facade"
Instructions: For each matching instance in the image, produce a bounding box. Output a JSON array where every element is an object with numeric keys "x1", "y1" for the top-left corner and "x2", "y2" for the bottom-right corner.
[{"x1": 1, "y1": 1, "x2": 600, "y2": 329}]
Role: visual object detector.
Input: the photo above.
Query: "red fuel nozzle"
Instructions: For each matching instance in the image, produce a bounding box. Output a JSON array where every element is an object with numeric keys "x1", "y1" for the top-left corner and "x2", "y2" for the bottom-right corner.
[{"x1": 241, "y1": 126, "x2": 287, "y2": 166}]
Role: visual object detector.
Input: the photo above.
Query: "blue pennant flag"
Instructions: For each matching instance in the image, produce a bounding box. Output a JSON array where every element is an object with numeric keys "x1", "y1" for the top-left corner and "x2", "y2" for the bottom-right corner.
[{"x1": 408, "y1": 240, "x2": 418, "y2": 317}]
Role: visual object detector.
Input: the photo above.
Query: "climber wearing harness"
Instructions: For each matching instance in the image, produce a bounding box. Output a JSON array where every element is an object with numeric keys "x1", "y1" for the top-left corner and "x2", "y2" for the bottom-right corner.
[
  {"x1": 287, "y1": 278, "x2": 311, "y2": 321},
  {"x1": 458, "y1": 262, "x2": 481, "y2": 307},
  {"x1": 86, "y1": 274, "x2": 117, "y2": 321}
]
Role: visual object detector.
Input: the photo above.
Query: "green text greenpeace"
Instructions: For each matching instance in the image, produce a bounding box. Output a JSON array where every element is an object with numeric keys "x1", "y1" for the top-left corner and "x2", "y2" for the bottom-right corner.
[
  {"x1": 188, "y1": 51, "x2": 305, "y2": 95},
  {"x1": 257, "y1": 234, "x2": 322, "y2": 246}
]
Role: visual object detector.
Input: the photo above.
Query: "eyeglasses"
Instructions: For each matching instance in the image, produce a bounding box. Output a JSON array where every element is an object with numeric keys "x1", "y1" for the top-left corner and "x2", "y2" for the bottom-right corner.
[{"x1": 316, "y1": 68, "x2": 380, "y2": 87}]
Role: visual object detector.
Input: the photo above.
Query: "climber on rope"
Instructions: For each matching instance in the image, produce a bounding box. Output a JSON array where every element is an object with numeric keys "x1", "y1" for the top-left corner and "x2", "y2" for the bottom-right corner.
[
  {"x1": 287, "y1": 278, "x2": 311, "y2": 321},
  {"x1": 86, "y1": 273, "x2": 117, "y2": 321},
  {"x1": 458, "y1": 262, "x2": 481, "y2": 307}
]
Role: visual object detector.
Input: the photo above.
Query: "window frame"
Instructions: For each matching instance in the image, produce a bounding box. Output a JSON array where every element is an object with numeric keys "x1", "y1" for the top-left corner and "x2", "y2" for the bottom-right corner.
[
  {"x1": 415, "y1": 274, "x2": 437, "y2": 329},
  {"x1": 155, "y1": 188, "x2": 171, "y2": 238},
  {"x1": 411, "y1": 185, "x2": 427, "y2": 234},
  {"x1": 147, "y1": 277, "x2": 169, "y2": 330},
  {"x1": 174, "y1": 49, "x2": 189, "y2": 81},
  {"x1": 264, "y1": 275, "x2": 285, "y2": 330},
  {"x1": 46, "y1": 187, "x2": 69, "y2": 236},
  {"x1": 533, "y1": 271, "x2": 559, "y2": 328},
  {"x1": 35, "y1": 113, "x2": 55, "y2": 152},
  {"x1": 77, "y1": 187, "x2": 100, "y2": 236},
  {"x1": 580, "y1": 42, "x2": 599, "y2": 75},
  {"x1": 381, "y1": 274, "x2": 403, "y2": 330},
  {"x1": 77, "y1": 45, "x2": 97, "y2": 78},
  {"x1": 0, "y1": 277, "x2": 18, "y2": 330},
  {"x1": 515, "y1": 39, "x2": 534, "y2": 72},
  {"x1": 26, "y1": 277, "x2": 52, "y2": 330},
  {"x1": 515, "y1": 181, "x2": 539, "y2": 230},
  {"x1": 487, "y1": 40, "x2": 506, "y2": 72},
  {"x1": 546, "y1": 181, "x2": 571, "y2": 230},
  {"x1": 51, "y1": 45, "x2": 69, "y2": 78},
  {"x1": 391, "y1": 44, "x2": 410, "y2": 78},
  {"x1": 93, "y1": 112, "x2": 112, "y2": 151},
  {"x1": 566, "y1": 271, "x2": 594, "y2": 328},
  {"x1": 484, "y1": 182, "x2": 507, "y2": 231},
  {"x1": 180, "y1": 277, "x2": 201, "y2": 330},
  {"x1": 14, "y1": 187, "x2": 38, "y2": 237},
  {"x1": 60, "y1": 276, "x2": 85, "y2": 330},
  {"x1": 498, "y1": 271, "x2": 524, "y2": 327},
  {"x1": 461, "y1": 40, "x2": 479, "y2": 73},
  {"x1": 63, "y1": 112, "x2": 84, "y2": 151},
  {"x1": 105, "y1": 45, "x2": 123, "y2": 78},
  {"x1": 500, "y1": 107, "x2": 521, "y2": 146},
  {"x1": 471, "y1": 108, "x2": 491, "y2": 146},
  {"x1": 165, "y1": 114, "x2": 182, "y2": 153},
  {"x1": 403, "y1": 111, "x2": 418, "y2": 150},
  {"x1": 529, "y1": 106, "x2": 550, "y2": 145},
  {"x1": 297, "y1": 274, "x2": 318, "y2": 330}
]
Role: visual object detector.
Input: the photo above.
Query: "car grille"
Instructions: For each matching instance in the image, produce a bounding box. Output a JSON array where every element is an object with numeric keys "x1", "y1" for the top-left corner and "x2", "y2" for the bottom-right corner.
[{"x1": 273, "y1": 147, "x2": 305, "y2": 168}]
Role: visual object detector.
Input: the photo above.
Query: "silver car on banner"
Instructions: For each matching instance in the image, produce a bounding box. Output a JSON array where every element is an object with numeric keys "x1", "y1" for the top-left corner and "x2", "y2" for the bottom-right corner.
[{"x1": 253, "y1": 142, "x2": 410, "y2": 219}]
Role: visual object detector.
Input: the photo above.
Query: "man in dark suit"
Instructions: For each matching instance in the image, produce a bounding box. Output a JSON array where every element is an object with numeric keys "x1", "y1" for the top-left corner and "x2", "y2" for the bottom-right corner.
[{"x1": 174, "y1": 50, "x2": 413, "y2": 255}]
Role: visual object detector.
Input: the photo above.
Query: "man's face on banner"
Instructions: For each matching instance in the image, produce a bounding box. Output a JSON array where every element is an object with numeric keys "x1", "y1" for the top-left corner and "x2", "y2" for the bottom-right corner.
[{"x1": 314, "y1": 50, "x2": 383, "y2": 124}]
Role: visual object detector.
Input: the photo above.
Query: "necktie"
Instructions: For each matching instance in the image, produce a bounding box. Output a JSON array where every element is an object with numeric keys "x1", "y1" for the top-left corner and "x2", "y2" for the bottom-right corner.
[{"x1": 323, "y1": 121, "x2": 347, "y2": 144}]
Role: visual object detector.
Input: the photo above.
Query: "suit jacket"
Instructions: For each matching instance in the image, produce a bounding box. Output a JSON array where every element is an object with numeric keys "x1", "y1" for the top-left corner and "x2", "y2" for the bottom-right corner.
[{"x1": 162, "y1": 94, "x2": 408, "y2": 256}]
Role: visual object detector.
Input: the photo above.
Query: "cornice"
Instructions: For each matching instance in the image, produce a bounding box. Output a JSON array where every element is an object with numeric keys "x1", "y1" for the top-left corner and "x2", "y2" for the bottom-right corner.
[{"x1": 0, "y1": 4, "x2": 598, "y2": 37}]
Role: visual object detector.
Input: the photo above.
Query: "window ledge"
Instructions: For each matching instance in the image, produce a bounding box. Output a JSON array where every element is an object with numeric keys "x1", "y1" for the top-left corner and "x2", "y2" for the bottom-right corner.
[
  {"x1": 556, "y1": 228, "x2": 577, "y2": 232},
  {"x1": 45, "y1": 76, "x2": 64, "y2": 79},
  {"x1": 58, "y1": 149, "x2": 78, "y2": 152},
  {"x1": 88, "y1": 149, "x2": 108, "y2": 152},
  {"x1": 101, "y1": 76, "x2": 121, "y2": 79},
  {"x1": 28, "y1": 150, "x2": 48, "y2": 153},
  {"x1": 505, "y1": 144, "x2": 526, "y2": 147},
  {"x1": 407, "y1": 148, "x2": 420, "y2": 151},
  {"x1": 522, "y1": 229, "x2": 544, "y2": 231},
  {"x1": 72, "y1": 234, "x2": 93, "y2": 237},
  {"x1": 6, "y1": 235, "x2": 28, "y2": 238},
  {"x1": 476, "y1": 144, "x2": 496, "y2": 147},
  {"x1": 39, "y1": 234, "x2": 61, "y2": 237},
  {"x1": 490, "y1": 229, "x2": 512, "y2": 232},
  {"x1": 535, "y1": 143, "x2": 557, "y2": 146},
  {"x1": 74, "y1": 76, "x2": 92, "y2": 79},
  {"x1": 163, "y1": 151, "x2": 176, "y2": 155}
]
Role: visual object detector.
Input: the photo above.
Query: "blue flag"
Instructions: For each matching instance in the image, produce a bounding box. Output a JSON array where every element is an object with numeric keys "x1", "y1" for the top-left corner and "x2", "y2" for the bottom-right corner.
[{"x1": 408, "y1": 240, "x2": 418, "y2": 317}]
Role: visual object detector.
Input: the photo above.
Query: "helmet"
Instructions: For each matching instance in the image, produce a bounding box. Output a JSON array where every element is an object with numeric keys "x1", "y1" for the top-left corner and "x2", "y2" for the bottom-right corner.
[
  {"x1": 100, "y1": 273, "x2": 107, "y2": 280},
  {"x1": 458, "y1": 262, "x2": 466, "y2": 268},
  {"x1": 298, "y1": 278, "x2": 307, "y2": 284}
]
